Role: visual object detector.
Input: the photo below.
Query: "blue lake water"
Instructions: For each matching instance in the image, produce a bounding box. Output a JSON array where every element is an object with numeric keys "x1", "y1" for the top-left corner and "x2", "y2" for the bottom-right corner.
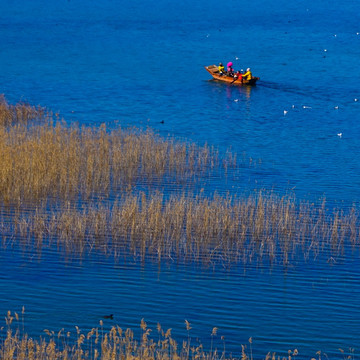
[{"x1": 1, "y1": 0, "x2": 360, "y2": 357}]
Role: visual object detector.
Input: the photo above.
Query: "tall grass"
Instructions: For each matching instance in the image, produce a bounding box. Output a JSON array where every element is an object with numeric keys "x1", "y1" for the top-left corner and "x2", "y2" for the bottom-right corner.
[
  {"x1": 1, "y1": 191, "x2": 359, "y2": 266},
  {"x1": 0, "y1": 121, "x2": 222, "y2": 204},
  {"x1": 0, "y1": 94, "x2": 45, "y2": 126},
  {"x1": 0, "y1": 98, "x2": 359, "y2": 267},
  {"x1": 1, "y1": 312, "x2": 352, "y2": 360}
]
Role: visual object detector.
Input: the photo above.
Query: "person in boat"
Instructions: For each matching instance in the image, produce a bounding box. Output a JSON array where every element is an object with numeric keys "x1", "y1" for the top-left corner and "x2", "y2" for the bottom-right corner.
[
  {"x1": 233, "y1": 70, "x2": 243, "y2": 82},
  {"x1": 242, "y1": 68, "x2": 252, "y2": 81},
  {"x1": 218, "y1": 62, "x2": 225, "y2": 75},
  {"x1": 227, "y1": 62, "x2": 234, "y2": 76}
]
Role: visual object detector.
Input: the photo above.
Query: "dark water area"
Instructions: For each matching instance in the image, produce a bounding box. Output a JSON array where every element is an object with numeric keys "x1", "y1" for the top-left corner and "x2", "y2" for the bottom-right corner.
[
  {"x1": 2, "y1": 247, "x2": 360, "y2": 357},
  {"x1": 1, "y1": 0, "x2": 360, "y2": 357}
]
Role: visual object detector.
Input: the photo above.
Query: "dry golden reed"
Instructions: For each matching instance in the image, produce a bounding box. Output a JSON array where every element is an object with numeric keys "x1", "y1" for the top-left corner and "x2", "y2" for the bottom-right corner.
[
  {"x1": 1, "y1": 313, "x2": 351, "y2": 360},
  {"x1": 0, "y1": 113, "x2": 221, "y2": 204},
  {"x1": 0, "y1": 98, "x2": 359, "y2": 267},
  {"x1": 0, "y1": 94, "x2": 45, "y2": 126},
  {"x1": 1, "y1": 191, "x2": 359, "y2": 266}
]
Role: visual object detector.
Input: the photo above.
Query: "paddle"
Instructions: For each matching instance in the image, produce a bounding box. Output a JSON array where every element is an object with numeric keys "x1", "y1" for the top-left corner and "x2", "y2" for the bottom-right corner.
[
  {"x1": 230, "y1": 73, "x2": 243, "y2": 84},
  {"x1": 230, "y1": 68, "x2": 245, "y2": 84},
  {"x1": 230, "y1": 76, "x2": 239, "y2": 84}
]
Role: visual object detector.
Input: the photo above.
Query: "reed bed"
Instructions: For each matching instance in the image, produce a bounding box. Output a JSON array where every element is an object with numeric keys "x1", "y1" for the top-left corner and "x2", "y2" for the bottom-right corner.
[
  {"x1": 0, "y1": 99, "x2": 359, "y2": 266},
  {"x1": 1, "y1": 312, "x2": 353, "y2": 360},
  {"x1": 0, "y1": 120, "x2": 223, "y2": 204},
  {"x1": 1, "y1": 192, "x2": 359, "y2": 266},
  {"x1": 0, "y1": 95, "x2": 45, "y2": 126}
]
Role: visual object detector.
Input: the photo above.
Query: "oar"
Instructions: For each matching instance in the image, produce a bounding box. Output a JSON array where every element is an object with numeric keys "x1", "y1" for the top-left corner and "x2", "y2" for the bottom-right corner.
[
  {"x1": 230, "y1": 76, "x2": 240, "y2": 84},
  {"x1": 230, "y1": 69, "x2": 244, "y2": 84}
]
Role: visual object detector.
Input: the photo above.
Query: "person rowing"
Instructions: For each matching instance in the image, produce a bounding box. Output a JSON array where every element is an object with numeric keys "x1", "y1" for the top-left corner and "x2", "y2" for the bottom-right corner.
[
  {"x1": 242, "y1": 68, "x2": 252, "y2": 81},
  {"x1": 236, "y1": 70, "x2": 243, "y2": 78},
  {"x1": 231, "y1": 70, "x2": 243, "y2": 84}
]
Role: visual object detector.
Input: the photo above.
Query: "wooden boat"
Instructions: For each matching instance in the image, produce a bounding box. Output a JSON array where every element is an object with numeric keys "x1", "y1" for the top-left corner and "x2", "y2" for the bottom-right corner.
[{"x1": 205, "y1": 65, "x2": 259, "y2": 85}]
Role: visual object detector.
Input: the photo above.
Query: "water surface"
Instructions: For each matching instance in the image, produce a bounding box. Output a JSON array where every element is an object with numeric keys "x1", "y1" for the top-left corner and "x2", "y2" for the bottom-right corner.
[{"x1": 0, "y1": 0, "x2": 360, "y2": 356}]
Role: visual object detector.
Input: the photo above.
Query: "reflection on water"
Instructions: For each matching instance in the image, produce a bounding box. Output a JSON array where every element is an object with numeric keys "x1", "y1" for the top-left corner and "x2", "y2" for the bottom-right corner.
[
  {"x1": 2, "y1": 246, "x2": 360, "y2": 358},
  {"x1": 1, "y1": 191, "x2": 359, "y2": 267},
  {"x1": 225, "y1": 83, "x2": 253, "y2": 100}
]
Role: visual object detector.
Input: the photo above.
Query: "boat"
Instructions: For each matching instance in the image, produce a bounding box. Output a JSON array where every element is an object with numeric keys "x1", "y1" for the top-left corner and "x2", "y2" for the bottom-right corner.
[{"x1": 205, "y1": 65, "x2": 259, "y2": 85}]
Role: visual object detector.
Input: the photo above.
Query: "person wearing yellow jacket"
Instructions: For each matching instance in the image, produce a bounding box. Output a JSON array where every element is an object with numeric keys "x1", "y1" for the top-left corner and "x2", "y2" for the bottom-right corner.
[
  {"x1": 242, "y1": 68, "x2": 252, "y2": 81},
  {"x1": 218, "y1": 63, "x2": 225, "y2": 75}
]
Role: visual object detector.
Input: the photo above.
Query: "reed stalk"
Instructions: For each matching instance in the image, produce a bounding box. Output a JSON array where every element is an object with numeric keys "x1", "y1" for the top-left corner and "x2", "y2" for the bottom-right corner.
[
  {"x1": 0, "y1": 99, "x2": 359, "y2": 267},
  {"x1": 0, "y1": 117, "x2": 222, "y2": 204},
  {"x1": 0, "y1": 191, "x2": 359, "y2": 266},
  {"x1": 0, "y1": 314, "x2": 351, "y2": 360}
]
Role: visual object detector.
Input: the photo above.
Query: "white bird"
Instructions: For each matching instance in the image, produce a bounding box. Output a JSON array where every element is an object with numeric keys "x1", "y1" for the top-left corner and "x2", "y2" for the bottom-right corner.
[
  {"x1": 234, "y1": 99, "x2": 239, "y2": 102},
  {"x1": 357, "y1": 32, "x2": 360, "y2": 35},
  {"x1": 324, "y1": 49, "x2": 327, "y2": 52},
  {"x1": 284, "y1": 110, "x2": 288, "y2": 115},
  {"x1": 292, "y1": 105, "x2": 295, "y2": 109},
  {"x1": 355, "y1": 98, "x2": 358, "y2": 102},
  {"x1": 303, "y1": 105, "x2": 312, "y2": 109},
  {"x1": 235, "y1": 57, "x2": 239, "y2": 60},
  {"x1": 334, "y1": 105, "x2": 339, "y2": 109},
  {"x1": 337, "y1": 133, "x2": 342, "y2": 137}
]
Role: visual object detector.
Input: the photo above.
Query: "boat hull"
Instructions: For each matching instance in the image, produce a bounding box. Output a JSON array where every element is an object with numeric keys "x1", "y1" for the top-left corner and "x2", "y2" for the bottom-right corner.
[{"x1": 205, "y1": 65, "x2": 259, "y2": 85}]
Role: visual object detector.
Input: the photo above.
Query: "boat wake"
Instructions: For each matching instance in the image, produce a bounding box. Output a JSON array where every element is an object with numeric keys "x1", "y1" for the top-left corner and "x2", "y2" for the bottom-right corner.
[{"x1": 258, "y1": 80, "x2": 358, "y2": 106}]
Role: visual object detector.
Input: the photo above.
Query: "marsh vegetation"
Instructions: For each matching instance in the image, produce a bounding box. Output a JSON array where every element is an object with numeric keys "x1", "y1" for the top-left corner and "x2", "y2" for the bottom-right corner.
[
  {"x1": 1, "y1": 311, "x2": 353, "y2": 360},
  {"x1": 0, "y1": 97, "x2": 359, "y2": 266},
  {"x1": 1, "y1": 192, "x2": 359, "y2": 266}
]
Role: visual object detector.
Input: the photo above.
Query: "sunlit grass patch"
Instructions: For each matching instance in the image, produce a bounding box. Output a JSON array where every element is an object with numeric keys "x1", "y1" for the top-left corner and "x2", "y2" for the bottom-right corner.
[
  {"x1": 0, "y1": 99, "x2": 359, "y2": 267},
  {"x1": 0, "y1": 121, "x2": 224, "y2": 204},
  {"x1": 1, "y1": 311, "x2": 354, "y2": 360},
  {"x1": 0, "y1": 95, "x2": 45, "y2": 126},
  {"x1": 1, "y1": 191, "x2": 359, "y2": 267}
]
